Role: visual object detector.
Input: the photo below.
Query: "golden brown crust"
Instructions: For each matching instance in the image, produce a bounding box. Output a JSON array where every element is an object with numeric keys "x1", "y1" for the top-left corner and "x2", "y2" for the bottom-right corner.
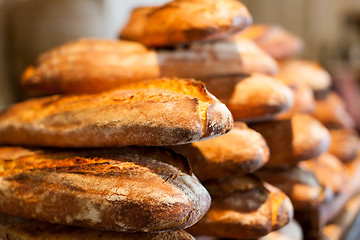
[
  {"x1": 119, "y1": 0, "x2": 252, "y2": 47},
  {"x1": 22, "y1": 38, "x2": 278, "y2": 96},
  {"x1": 0, "y1": 146, "x2": 211, "y2": 232},
  {"x1": 276, "y1": 59, "x2": 331, "y2": 92},
  {"x1": 312, "y1": 91, "x2": 355, "y2": 129},
  {"x1": 299, "y1": 153, "x2": 349, "y2": 194},
  {"x1": 1, "y1": 78, "x2": 233, "y2": 147},
  {"x1": 260, "y1": 220, "x2": 303, "y2": 240},
  {"x1": 249, "y1": 114, "x2": 331, "y2": 167},
  {"x1": 255, "y1": 167, "x2": 332, "y2": 210},
  {"x1": 0, "y1": 213, "x2": 196, "y2": 240},
  {"x1": 169, "y1": 122, "x2": 269, "y2": 181},
  {"x1": 187, "y1": 175, "x2": 293, "y2": 239},
  {"x1": 201, "y1": 74, "x2": 294, "y2": 122},
  {"x1": 239, "y1": 24, "x2": 304, "y2": 59},
  {"x1": 328, "y1": 128, "x2": 359, "y2": 163}
]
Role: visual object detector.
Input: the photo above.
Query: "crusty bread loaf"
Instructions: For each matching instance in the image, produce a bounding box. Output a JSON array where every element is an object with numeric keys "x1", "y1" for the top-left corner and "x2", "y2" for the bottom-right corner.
[
  {"x1": 277, "y1": 59, "x2": 331, "y2": 92},
  {"x1": 0, "y1": 212, "x2": 195, "y2": 240},
  {"x1": 187, "y1": 175, "x2": 293, "y2": 239},
  {"x1": 0, "y1": 146, "x2": 211, "y2": 232},
  {"x1": 200, "y1": 74, "x2": 294, "y2": 122},
  {"x1": 22, "y1": 38, "x2": 278, "y2": 96},
  {"x1": 276, "y1": 83, "x2": 315, "y2": 119},
  {"x1": 169, "y1": 122, "x2": 269, "y2": 180},
  {"x1": 1, "y1": 78, "x2": 233, "y2": 147},
  {"x1": 255, "y1": 167, "x2": 332, "y2": 210},
  {"x1": 312, "y1": 91, "x2": 355, "y2": 129},
  {"x1": 328, "y1": 128, "x2": 359, "y2": 163},
  {"x1": 119, "y1": 0, "x2": 252, "y2": 47},
  {"x1": 299, "y1": 152, "x2": 349, "y2": 194},
  {"x1": 249, "y1": 114, "x2": 331, "y2": 167},
  {"x1": 239, "y1": 24, "x2": 304, "y2": 59}
]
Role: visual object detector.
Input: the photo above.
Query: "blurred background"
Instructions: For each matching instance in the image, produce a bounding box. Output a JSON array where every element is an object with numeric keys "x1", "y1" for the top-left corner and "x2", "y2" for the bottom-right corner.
[{"x1": 0, "y1": 0, "x2": 359, "y2": 128}]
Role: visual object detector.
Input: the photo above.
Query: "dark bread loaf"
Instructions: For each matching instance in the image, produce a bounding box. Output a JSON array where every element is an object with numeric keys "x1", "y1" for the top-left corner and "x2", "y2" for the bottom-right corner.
[
  {"x1": 188, "y1": 175, "x2": 293, "y2": 239},
  {"x1": 170, "y1": 122, "x2": 269, "y2": 180},
  {"x1": 0, "y1": 146, "x2": 211, "y2": 232},
  {"x1": 0, "y1": 78, "x2": 233, "y2": 147},
  {"x1": 249, "y1": 114, "x2": 331, "y2": 167},
  {"x1": 22, "y1": 38, "x2": 277, "y2": 96},
  {"x1": 200, "y1": 74, "x2": 294, "y2": 122},
  {"x1": 0, "y1": 212, "x2": 195, "y2": 240},
  {"x1": 119, "y1": 0, "x2": 252, "y2": 47},
  {"x1": 239, "y1": 24, "x2": 304, "y2": 60}
]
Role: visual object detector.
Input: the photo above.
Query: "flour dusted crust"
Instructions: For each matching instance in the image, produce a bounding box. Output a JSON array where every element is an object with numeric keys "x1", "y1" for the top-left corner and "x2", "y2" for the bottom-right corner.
[
  {"x1": 0, "y1": 146, "x2": 210, "y2": 232},
  {"x1": 0, "y1": 78, "x2": 233, "y2": 147},
  {"x1": 187, "y1": 175, "x2": 293, "y2": 239},
  {"x1": 0, "y1": 213, "x2": 195, "y2": 240},
  {"x1": 240, "y1": 24, "x2": 304, "y2": 59},
  {"x1": 170, "y1": 122, "x2": 269, "y2": 181},
  {"x1": 22, "y1": 38, "x2": 278, "y2": 96},
  {"x1": 119, "y1": 0, "x2": 252, "y2": 47},
  {"x1": 201, "y1": 74, "x2": 294, "y2": 122},
  {"x1": 249, "y1": 114, "x2": 331, "y2": 167}
]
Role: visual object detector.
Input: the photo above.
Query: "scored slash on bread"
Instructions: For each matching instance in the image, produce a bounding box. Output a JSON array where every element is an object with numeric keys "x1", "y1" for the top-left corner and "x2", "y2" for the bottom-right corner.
[
  {"x1": 0, "y1": 213, "x2": 196, "y2": 240},
  {"x1": 187, "y1": 175, "x2": 293, "y2": 239},
  {"x1": 169, "y1": 122, "x2": 269, "y2": 181},
  {"x1": 22, "y1": 37, "x2": 278, "y2": 96},
  {"x1": 200, "y1": 74, "x2": 294, "y2": 122},
  {"x1": 0, "y1": 146, "x2": 211, "y2": 232},
  {"x1": 249, "y1": 114, "x2": 331, "y2": 167},
  {"x1": 0, "y1": 78, "x2": 233, "y2": 147},
  {"x1": 119, "y1": 0, "x2": 252, "y2": 47}
]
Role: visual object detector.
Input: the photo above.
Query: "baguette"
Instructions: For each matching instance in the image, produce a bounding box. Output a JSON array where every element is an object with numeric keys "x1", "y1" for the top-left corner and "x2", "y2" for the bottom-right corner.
[
  {"x1": 0, "y1": 213, "x2": 195, "y2": 240},
  {"x1": 249, "y1": 114, "x2": 331, "y2": 167},
  {"x1": 0, "y1": 146, "x2": 211, "y2": 232},
  {"x1": 22, "y1": 38, "x2": 278, "y2": 96},
  {"x1": 277, "y1": 59, "x2": 331, "y2": 92},
  {"x1": 1, "y1": 78, "x2": 233, "y2": 147},
  {"x1": 187, "y1": 175, "x2": 293, "y2": 239},
  {"x1": 312, "y1": 91, "x2": 355, "y2": 129},
  {"x1": 170, "y1": 122, "x2": 269, "y2": 181},
  {"x1": 239, "y1": 24, "x2": 304, "y2": 59},
  {"x1": 255, "y1": 167, "x2": 332, "y2": 210},
  {"x1": 200, "y1": 74, "x2": 294, "y2": 122},
  {"x1": 119, "y1": 0, "x2": 252, "y2": 47}
]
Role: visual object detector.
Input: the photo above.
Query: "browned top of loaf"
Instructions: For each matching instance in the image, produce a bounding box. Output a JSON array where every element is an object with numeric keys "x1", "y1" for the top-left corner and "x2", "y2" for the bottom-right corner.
[
  {"x1": 0, "y1": 78, "x2": 233, "y2": 147},
  {"x1": 0, "y1": 213, "x2": 195, "y2": 240},
  {"x1": 329, "y1": 128, "x2": 359, "y2": 163},
  {"x1": 170, "y1": 122, "x2": 269, "y2": 180},
  {"x1": 119, "y1": 0, "x2": 252, "y2": 47},
  {"x1": 0, "y1": 146, "x2": 210, "y2": 232},
  {"x1": 239, "y1": 24, "x2": 304, "y2": 59}
]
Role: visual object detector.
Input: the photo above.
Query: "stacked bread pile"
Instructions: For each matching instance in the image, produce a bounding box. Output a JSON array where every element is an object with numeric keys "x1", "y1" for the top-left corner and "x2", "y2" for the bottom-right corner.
[
  {"x1": 240, "y1": 25, "x2": 360, "y2": 240},
  {"x1": 0, "y1": 0, "x2": 299, "y2": 239}
]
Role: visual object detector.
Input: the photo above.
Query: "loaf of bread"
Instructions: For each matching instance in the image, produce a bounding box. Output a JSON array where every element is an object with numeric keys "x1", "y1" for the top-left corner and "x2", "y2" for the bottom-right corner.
[
  {"x1": 329, "y1": 128, "x2": 359, "y2": 163},
  {"x1": 170, "y1": 122, "x2": 269, "y2": 181},
  {"x1": 200, "y1": 74, "x2": 294, "y2": 122},
  {"x1": 249, "y1": 114, "x2": 331, "y2": 167},
  {"x1": 1, "y1": 78, "x2": 233, "y2": 147},
  {"x1": 239, "y1": 24, "x2": 304, "y2": 59},
  {"x1": 277, "y1": 59, "x2": 331, "y2": 92},
  {"x1": 299, "y1": 152, "x2": 349, "y2": 194},
  {"x1": 0, "y1": 146, "x2": 211, "y2": 232},
  {"x1": 119, "y1": 0, "x2": 252, "y2": 47},
  {"x1": 276, "y1": 83, "x2": 315, "y2": 119},
  {"x1": 0, "y1": 212, "x2": 195, "y2": 240},
  {"x1": 187, "y1": 175, "x2": 293, "y2": 239},
  {"x1": 22, "y1": 38, "x2": 278, "y2": 96},
  {"x1": 312, "y1": 91, "x2": 355, "y2": 129},
  {"x1": 255, "y1": 167, "x2": 332, "y2": 210}
]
